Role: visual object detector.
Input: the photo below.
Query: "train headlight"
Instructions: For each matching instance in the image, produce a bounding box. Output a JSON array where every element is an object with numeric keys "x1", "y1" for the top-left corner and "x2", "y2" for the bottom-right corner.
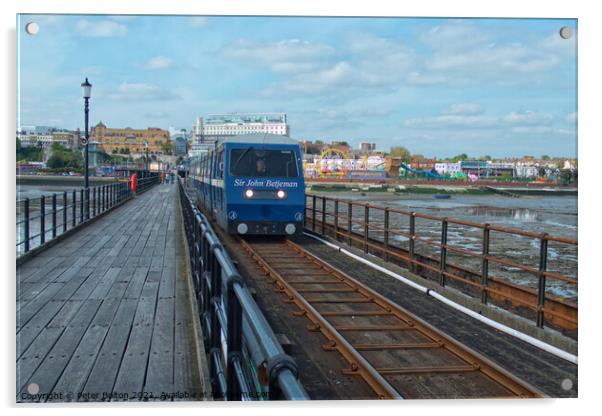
[
  {"x1": 285, "y1": 223, "x2": 296, "y2": 235},
  {"x1": 237, "y1": 223, "x2": 249, "y2": 234},
  {"x1": 244, "y1": 189, "x2": 254, "y2": 198},
  {"x1": 276, "y1": 189, "x2": 287, "y2": 199}
]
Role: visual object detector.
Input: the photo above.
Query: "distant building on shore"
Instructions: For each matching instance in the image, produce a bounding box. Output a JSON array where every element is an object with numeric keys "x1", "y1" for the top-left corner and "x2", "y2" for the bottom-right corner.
[
  {"x1": 91, "y1": 122, "x2": 170, "y2": 156},
  {"x1": 359, "y1": 142, "x2": 376, "y2": 152},
  {"x1": 191, "y1": 112, "x2": 289, "y2": 156}
]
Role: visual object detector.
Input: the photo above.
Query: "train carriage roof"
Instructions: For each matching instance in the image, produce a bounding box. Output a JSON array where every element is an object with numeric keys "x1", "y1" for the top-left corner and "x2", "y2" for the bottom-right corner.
[{"x1": 218, "y1": 133, "x2": 299, "y2": 146}]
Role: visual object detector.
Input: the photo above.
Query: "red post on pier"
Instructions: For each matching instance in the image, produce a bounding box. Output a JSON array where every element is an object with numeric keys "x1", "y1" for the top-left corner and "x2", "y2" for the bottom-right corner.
[{"x1": 130, "y1": 172, "x2": 137, "y2": 194}]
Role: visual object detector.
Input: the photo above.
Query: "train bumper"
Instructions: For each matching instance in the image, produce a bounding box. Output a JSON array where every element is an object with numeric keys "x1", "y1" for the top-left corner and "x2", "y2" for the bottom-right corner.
[{"x1": 228, "y1": 220, "x2": 304, "y2": 236}]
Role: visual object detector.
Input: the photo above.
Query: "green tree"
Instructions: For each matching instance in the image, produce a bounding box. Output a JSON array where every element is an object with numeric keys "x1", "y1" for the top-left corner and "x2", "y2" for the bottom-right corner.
[
  {"x1": 160, "y1": 141, "x2": 174, "y2": 155},
  {"x1": 49, "y1": 143, "x2": 83, "y2": 169},
  {"x1": 451, "y1": 153, "x2": 469, "y2": 162},
  {"x1": 16, "y1": 138, "x2": 44, "y2": 162},
  {"x1": 46, "y1": 154, "x2": 66, "y2": 169},
  {"x1": 541, "y1": 155, "x2": 551, "y2": 160},
  {"x1": 389, "y1": 146, "x2": 411, "y2": 163}
]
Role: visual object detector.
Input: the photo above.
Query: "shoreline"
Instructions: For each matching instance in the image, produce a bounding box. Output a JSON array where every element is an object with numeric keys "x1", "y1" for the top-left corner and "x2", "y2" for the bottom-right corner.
[{"x1": 306, "y1": 183, "x2": 577, "y2": 196}]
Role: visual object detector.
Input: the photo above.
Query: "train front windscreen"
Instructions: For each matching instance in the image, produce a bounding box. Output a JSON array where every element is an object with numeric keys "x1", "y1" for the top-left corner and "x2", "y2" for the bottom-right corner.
[{"x1": 229, "y1": 148, "x2": 299, "y2": 178}]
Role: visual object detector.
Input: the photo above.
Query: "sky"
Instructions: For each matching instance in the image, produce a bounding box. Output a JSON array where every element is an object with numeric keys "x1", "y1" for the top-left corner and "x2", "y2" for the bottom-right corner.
[{"x1": 17, "y1": 14, "x2": 577, "y2": 158}]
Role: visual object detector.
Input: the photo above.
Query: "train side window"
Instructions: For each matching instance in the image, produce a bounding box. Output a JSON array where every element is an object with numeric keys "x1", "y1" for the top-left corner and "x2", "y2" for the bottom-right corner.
[{"x1": 217, "y1": 150, "x2": 224, "y2": 179}]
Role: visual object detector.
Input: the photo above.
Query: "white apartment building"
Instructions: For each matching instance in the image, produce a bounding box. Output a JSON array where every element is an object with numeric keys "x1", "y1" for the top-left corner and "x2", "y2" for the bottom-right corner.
[
  {"x1": 191, "y1": 113, "x2": 289, "y2": 157},
  {"x1": 434, "y1": 162, "x2": 462, "y2": 176},
  {"x1": 514, "y1": 164, "x2": 539, "y2": 178},
  {"x1": 193, "y1": 113, "x2": 288, "y2": 140}
]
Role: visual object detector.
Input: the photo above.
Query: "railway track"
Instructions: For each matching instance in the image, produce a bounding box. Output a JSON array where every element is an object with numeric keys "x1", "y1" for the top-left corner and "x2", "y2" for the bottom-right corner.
[{"x1": 239, "y1": 238, "x2": 544, "y2": 399}]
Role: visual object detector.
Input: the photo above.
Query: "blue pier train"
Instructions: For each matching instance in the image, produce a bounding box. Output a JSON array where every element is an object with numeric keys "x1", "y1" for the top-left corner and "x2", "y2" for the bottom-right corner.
[{"x1": 188, "y1": 133, "x2": 305, "y2": 236}]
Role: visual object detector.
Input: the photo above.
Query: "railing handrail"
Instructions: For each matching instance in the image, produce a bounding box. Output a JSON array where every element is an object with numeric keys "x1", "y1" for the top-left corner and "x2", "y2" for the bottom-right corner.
[
  {"x1": 306, "y1": 193, "x2": 578, "y2": 245},
  {"x1": 177, "y1": 177, "x2": 308, "y2": 401},
  {"x1": 304, "y1": 193, "x2": 578, "y2": 332},
  {"x1": 16, "y1": 174, "x2": 161, "y2": 258}
]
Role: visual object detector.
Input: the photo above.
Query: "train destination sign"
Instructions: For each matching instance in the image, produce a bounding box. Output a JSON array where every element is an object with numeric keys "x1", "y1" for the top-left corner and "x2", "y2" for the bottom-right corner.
[{"x1": 233, "y1": 179, "x2": 299, "y2": 188}]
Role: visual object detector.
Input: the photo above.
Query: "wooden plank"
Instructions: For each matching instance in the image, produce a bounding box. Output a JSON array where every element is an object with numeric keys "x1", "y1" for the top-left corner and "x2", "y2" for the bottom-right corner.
[
  {"x1": 17, "y1": 299, "x2": 85, "y2": 394},
  {"x1": 143, "y1": 297, "x2": 174, "y2": 398},
  {"x1": 17, "y1": 283, "x2": 66, "y2": 328},
  {"x1": 88, "y1": 267, "x2": 121, "y2": 299},
  {"x1": 53, "y1": 257, "x2": 92, "y2": 283},
  {"x1": 51, "y1": 296, "x2": 124, "y2": 401},
  {"x1": 110, "y1": 281, "x2": 159, "y2": 400},
  {"x1": 51, "y1": 268, "x2": 95, "y2": 301},
  {"x1": 16, "y1": 300, "x2": 64, "y2": 358},
  {"x1": 81, "y1": 298, "x2": 139, "y2": 400},
  {"x1": 19, "y1": 299, "x2": 102, "y2": 402},
  {"x1": 123, "y1": 267, "x2": 149, "y2": 299}
]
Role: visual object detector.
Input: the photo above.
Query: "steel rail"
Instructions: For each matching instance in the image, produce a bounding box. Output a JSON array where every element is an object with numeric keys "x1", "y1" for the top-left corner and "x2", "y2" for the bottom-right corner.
[
  {"x1": 239, "y1": 238, "x2": 402, "y2": 400},
  {"x1": 241, "y1": 238, "x2": 544, "y2": 399}
]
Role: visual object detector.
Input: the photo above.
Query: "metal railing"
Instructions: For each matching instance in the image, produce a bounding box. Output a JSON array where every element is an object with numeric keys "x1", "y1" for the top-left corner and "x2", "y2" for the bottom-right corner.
[
  {"x1": 16, "y1": 173, "x2": 161, "y2": 258},
  {"x1": 178, "y1": 178, "x2": 308, "y2": 401},
  {"x1": 305, "y1": 194, "x2": 578, "y2": 333}
]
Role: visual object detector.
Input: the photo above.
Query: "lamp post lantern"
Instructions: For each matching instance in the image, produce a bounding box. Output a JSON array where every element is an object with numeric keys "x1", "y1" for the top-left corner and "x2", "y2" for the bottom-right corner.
[{"x1": 81, "y1": 77, "x2": 92, "y2": 189}]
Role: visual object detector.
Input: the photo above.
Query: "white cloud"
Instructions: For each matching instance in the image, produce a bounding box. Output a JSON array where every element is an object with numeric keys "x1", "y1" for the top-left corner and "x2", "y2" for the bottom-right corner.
[
  {"x1": 404, "y1": 114, "x2": 498, "y2": 129},
  {"x1": 221, "y1": 38, "x2": 335, "y2": 70},
  {"x1": 403, "y1": 110, "x2": 553, "y2": 130},
  {"x1": 419, "y1": 21, "x2": 492, "y2": 52},
  {"x1": 442, "y1": 103, "x2": 483, "y2": 116},
  {"x1": 76, "y1": 19, "x2": 127, "y2": 37},
  {"x1": 502, "y1": 111, "x2": 553, "y2": 126},
  {"x1": 109, "y1": 83, "x2": 179, "y2": 101},
  {"x1": 142, "y1": 56, "x2": 174, "y2": 70},
  {"x1": 425, "y1": 43, "x2": 560, "y2": 74},
  {"x1": 406, "y1": 71, "x2": 447, "y2": 85},
  {"x1": 415, "y1": 21, "x2": 574, "y2": 87}
]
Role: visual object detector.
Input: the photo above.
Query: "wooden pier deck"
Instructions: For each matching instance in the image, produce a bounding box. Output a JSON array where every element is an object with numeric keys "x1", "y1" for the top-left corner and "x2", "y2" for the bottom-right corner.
[{"x1": 16, "y1": 184, "x2": 209, "y2": 402}]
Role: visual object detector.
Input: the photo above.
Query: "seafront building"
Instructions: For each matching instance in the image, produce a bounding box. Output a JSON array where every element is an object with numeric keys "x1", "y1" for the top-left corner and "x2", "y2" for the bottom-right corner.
[
  {"x1": 91, "y1": 122, "x2": 170, "y2": 156},
  {"x1": 191, "y1": 112, "x2": 289, "y2": 156}
]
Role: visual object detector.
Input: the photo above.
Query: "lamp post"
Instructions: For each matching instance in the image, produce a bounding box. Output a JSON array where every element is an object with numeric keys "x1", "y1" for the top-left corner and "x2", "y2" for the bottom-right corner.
[
  {"x1": 81, "y1": 78, "x2": 92, "y2": 189},
  {"x1": 144, "y1": 140, "x2": 149, "y2": 174}
]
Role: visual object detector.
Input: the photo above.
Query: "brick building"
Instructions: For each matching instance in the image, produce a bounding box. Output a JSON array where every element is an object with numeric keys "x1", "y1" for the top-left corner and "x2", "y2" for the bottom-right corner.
[{"x1": 91, "y1": 122, "x2": 170, "y2": 155}]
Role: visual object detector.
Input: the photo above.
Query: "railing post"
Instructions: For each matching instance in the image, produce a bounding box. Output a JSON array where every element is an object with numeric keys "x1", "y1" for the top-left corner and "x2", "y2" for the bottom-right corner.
[
  {"x1": 481, "y1": 224, "x2": 490, "y2": 304},
  {"x1": 333, "y1": 200, "x2": 339, "y2": 240},
  {"x1": 364, "y1": 204, "x2": 369, "y2": 253},
  {"x1": 409, "y1": 212, "x2": 416, "y2": 273},
  {"x1": 40, "y1": 195, "x2": 46, "y2": 245},
  {"x1": 52, "y1": 193, "x2": 57, "y2": 239},
  {"x1": 439, "y1": 218, "x2": 448, "y2": 286},
  {"x1": 347, "y1": 202, "x2": 352, "y2": 246},
  {"x1": 209, "y1": 251, "x2": 222, "y2": 397},
  {"x1": 101, "y1": 186, "x2": 105, "y2": 212},
  {"x1": 80, "y1": 189, "x2": 84, "y2": 223},
  {"x1": 85, "y1": 188, "x2": 90, "y2": 220},
  {"x1": 23, "y1": 198, "x2": 30, "y2": 253},
  {"x1": 321, "y1": 197, "x2": 326, "y2": 236},
  {"x1": 226, "y1": 278, "x2": 243, "y2": 401},
  {"x1": 312, "y1": 195, "x2": 316, "y2": 232},
  {"x1": 62, "y1": 192, "x2": 67, "y2": 233},
  {"x1": 93, "y1": 187, "x2": 97, "y2": 217},
  {"x1": 536, "y1": 233, "x2": 549, "y2": 328},
  {"x1": 384, "y1": 208, "x2": 390, "y2": 262},
  {"x1": 72, "y1": 190, "x2": 76, "y2": 227}
]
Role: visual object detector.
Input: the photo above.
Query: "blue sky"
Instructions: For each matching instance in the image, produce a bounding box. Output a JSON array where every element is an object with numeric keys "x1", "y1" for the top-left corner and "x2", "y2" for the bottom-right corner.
[{"x1": 17, "y1": 14, "x2": 577, "y2": 158}]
